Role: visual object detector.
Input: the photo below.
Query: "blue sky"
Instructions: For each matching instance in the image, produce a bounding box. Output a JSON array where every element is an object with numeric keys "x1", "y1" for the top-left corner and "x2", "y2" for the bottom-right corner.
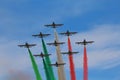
[{"x1": 0, "y1": 0, "x2": 120, "y2": 80}]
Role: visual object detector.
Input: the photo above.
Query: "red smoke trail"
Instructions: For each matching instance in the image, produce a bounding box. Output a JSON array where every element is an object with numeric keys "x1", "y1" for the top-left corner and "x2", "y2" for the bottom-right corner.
[
  {"x1": 83, "y1": 46, "x2": 88, "y2": 80},
  {"x1": 68, "y1": 37, "x2": 76, "y2": 80}
]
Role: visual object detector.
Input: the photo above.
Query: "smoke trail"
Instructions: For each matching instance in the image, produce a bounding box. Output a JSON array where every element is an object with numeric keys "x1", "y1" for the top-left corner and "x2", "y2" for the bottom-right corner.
[
  {"x1": 42, "y1": 58, "x2": 51, "y2": 80},
  {"x1": 68, "y1": 37, "x2": 76, "y2": 80},
  {"x1": 28, "y1": 48, "x2": 42, "y2": 80},
  {"x1": 83, "y1": 46, "x2": 88, "y2": 80},
  {"x1": 54, "y1": 29, "x2": 66, "y2": 80},
  {"x1": 42, "y1": 39, "x2": 56, "y2": 80}
]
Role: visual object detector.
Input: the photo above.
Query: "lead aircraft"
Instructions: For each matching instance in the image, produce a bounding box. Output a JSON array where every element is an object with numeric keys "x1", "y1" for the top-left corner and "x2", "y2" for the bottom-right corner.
[{"x1": 44, "y1": 22, "x2": 63, "y2": 28}]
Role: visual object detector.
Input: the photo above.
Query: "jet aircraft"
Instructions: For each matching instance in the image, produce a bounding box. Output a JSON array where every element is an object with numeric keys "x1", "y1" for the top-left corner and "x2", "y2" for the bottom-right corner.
[
  {"x1": 59, "y1": 30, "x2": 77, "y2": 36},
  {"x1": 50, "y1": 62, "x2": 66, "y2": 67},
  {"x1": 32, "y1": 32, "x2": 50, "y2": 38},
  {"x1": 47, "y1": 40, "x2": 65, "y2": 46},
  {"x1": 18, "y1": 42, "x2": 36, "y2": 48},
  {"x1": 76, "y1": 39, "x2": 94, "y2": 45},
  {"x1": 61, "y1": 51, "x2": 79, "y2": 55},
  {"x1": 33, "y1": 52, "x2": 51, "y2": 58},
  {"x1": 44, "y1": 22, "x2": 63, "y2": 28}
]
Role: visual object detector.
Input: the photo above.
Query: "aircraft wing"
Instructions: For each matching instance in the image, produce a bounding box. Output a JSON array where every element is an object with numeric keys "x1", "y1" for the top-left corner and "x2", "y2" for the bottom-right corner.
[
  {"x1": 55, "y1": 24, "x2": 63, "y2": 26},
  {"x1": 59, "y1": 33, "x2": 69, "y2": 35},
  {"x1": 25, "y1": 44, "x2": 36, "y2": 48},
  {"x1": 58, "y1": 63, "x2": 66, "y2": 65},
  {"x1": 71, "y1": 32, "x2": 77, "y2": 34},
  {"x1": 44, "y1": 24, "x2": 63, "y2": 27},
  {"x1": 32, "y1": 34, "x2": 38, "y2": 37},
  {"x1": 49, "y1": 64, "x2": 56, "y2": 66},
  {"x1": 61, "y1": 52, "x2": 69, "y2": 54},
  {"x1": 50, "y1": 63, "x2": 65, "y2": 66},
  {"x1": 61, "y1": 51, "x2": 79, "y2": 54},
  {"x1": 32, "y1": 34, "x2": 50, "y2": 37},
  {"x1": 58, "y1": 42, "x2": 65, "y2": 45},
  {"x1": 45, "y1": 54, "x2": 51, "y2": 56},
  {"x1": 87, "y1": 41, "x2": 94, "y2": 43},
  {"x1": 59, "y1": 32, "x2": 66, "y2": 35},
  {"x1": 60, "y1": 32, "x2": 77, "y2": 36},
  {"x1": 29, "y1": 44, "x2": 36, "y2": 46},
  {"x1": 18, "y1": 43, "x2": 36, "y2": 48},
  {"x1": 75, "y1": 42, "x2": 84, "y2": 44},
  {"x1": 47, "y1": 42, "x2": 65, "y2": 45},
  {"x1": 47, "y1": 43, "x2": 55, "y2": 45},
  {"x1": 76, "y1": 41, "x2": 94, "y2": 45},
  {"x1": 33, "y1": 54, "x2": 40, "y2": 57},
  {"x1": 44, "y1": 24, "x2": 53, "y2": 27},
  {"x1": 18, "y1": 45, "x2": 26, "y2": 47},
  {"x1": 43, "y1": 54, "x2": 51, "y2": 56},
  {"x1": 43, "y1": 34, "x2": 50, "y2": 36}
]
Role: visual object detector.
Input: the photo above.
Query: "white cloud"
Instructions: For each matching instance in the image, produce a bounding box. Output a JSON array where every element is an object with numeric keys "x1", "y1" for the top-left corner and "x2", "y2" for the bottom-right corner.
[
  {"x1": 68, "y1": 24, "x2": 120, "y2": 69},
  {"x1": 88, "y1": 49, "x2": 120, "y2": 68},
  {"x1": 47, "y1": 0, "x2": 100, "y2": 20},
  {"x1": 0, "y1": 0, "x2": 111, "y2": 27},
  {"x1": 0, "y1": 40, "x2": 33, "y2": 77},
  {"x1": 0, "y1": 24, "x2": 120, "y2": 79}
]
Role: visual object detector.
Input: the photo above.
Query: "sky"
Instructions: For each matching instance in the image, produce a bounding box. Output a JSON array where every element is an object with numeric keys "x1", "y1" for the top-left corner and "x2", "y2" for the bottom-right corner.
[{"x1": 0, "y1": 0, "x2": 120, "y2": 80}]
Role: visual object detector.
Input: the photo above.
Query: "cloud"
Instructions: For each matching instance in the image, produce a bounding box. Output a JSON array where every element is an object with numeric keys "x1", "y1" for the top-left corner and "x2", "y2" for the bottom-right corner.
[
  {"x1": 68, "y1": 24, "x2": 120, "y2": 69},
  {"x1": 0, "y1": 0, "x2": 105, "y2": 27},
  {"x1": 0, "y1": 40, "x2": 32, "y2": 77},
  {"x1": 0, "y1": 24, "x2": 120, "y2": 80},
  {"x1": 0, "y1": 38, "x2": 45, "y2": 79},
  {"x1": 7, "y1": 71, "x2": 33, "y2": 80},
  {"x1": 88, "y1": 49, "x2": 120, "y2": 69},
  {"x1": 43, "y1": 0, "x2": 103, "y2": 19},
  {"x1": 0, "y1": 0, "x2": 119, "y2": 79},
  {"x1": 0, "y1": 0, "x2": 111, "y2": 41}
]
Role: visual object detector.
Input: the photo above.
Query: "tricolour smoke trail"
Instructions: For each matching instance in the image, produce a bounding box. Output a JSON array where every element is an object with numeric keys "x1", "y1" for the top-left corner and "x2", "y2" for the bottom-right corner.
[
  {"x1": 68, "y1": 37, "x2": 76, "y2": 80},
  {"x1": 28, "y1": 48, "x2": 42, "y2": 80},
  {"x1": 83, "y1": 46, "x2": 88, "y2": 80},
  {"x1": 42, "y1": 39, "x2": 56, "y2": 80},
  {"x1": 42, "y1": 58, "x2": 51, "y2": 80},
  {"x1": 54, "y1": 29, "x2": 66, "y2": 80}
]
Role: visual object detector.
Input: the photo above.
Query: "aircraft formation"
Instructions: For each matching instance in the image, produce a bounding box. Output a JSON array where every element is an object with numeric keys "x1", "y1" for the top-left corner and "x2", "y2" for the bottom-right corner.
[{"x1": 18, "y1": 22, "x2": 94, "y2": 80}]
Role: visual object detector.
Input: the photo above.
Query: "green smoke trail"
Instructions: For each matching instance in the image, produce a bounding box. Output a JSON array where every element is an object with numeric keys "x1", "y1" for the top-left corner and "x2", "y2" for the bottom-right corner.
[
  {"x1": 41, "y1": 38, "x2": 56, "y2": 80},
  {"x1": 42, "y1": 58, "x2": 51, "y2": 80},
  {"x1": 28, "y1": 48, "x2": 42, "y2": 80}
]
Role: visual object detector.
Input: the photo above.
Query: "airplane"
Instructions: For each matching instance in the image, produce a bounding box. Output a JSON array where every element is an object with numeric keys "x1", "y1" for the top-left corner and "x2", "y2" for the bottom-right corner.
[
  {"x1": 75, "y1": 39, "x2": 94, "y2": 45},
  {"x1": 50, "y1": 62, "x2": 66, "y2": 67},
  {"x1": 32, "y1": 32, "x2": 50, "y2": 38},
  {"x1": 44, "y1": 22, "x2": 63, "y2": 28},
  {"x1": 33, "y1": 52, "x2": 51, "y2": 58},
  {"x1": 18, "y1": 42, "x2": 36, "y2": 48},
  {"x1": 47, "y1": 40, "x2": 65, "y2": 46},
  {"x1": 59, "y1": 30, "x2": 77, "y2": 36},
  {"x1": 61, "y1": 51, "x2": 79, "y2": 55}
]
